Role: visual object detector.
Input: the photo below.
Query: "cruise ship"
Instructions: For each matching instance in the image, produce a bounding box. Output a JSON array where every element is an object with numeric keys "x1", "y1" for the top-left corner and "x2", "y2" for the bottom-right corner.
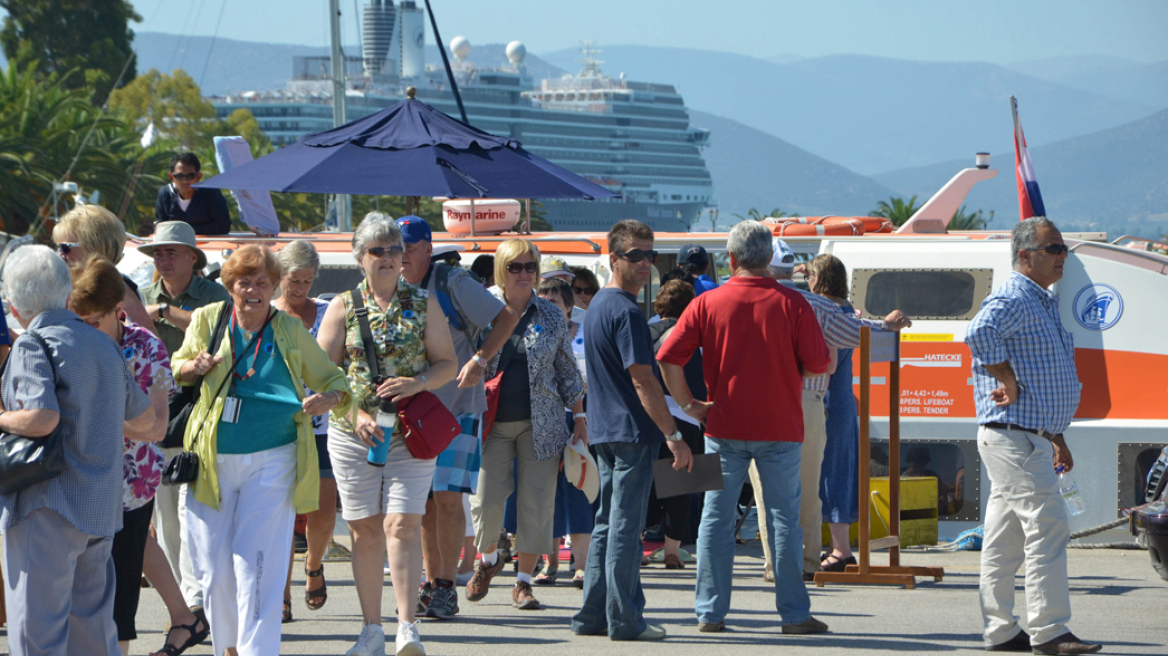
[{"x1": 210, "y1": 0, "x2": 713, "y2": 232}]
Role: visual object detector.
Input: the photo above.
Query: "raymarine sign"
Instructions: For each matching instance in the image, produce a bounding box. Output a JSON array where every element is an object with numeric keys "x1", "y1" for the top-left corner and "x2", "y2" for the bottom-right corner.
[{"x1": 1073, "y1": 283, "x2": 1123, "y2": 331}]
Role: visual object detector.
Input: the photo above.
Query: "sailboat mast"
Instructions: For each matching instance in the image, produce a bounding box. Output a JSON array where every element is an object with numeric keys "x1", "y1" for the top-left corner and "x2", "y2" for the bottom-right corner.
[{"x1": 329, "y1": 0, "x2": 352, "y2": 230}]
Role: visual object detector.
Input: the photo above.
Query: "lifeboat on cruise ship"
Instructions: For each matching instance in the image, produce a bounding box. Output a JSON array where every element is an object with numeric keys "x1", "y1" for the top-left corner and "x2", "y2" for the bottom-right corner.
[{"x1": 763, "y1": 216, "x2": 892, "y2": 236}]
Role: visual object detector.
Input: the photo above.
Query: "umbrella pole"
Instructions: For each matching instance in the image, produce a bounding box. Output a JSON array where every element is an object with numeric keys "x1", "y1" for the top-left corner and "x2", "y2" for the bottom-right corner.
[
  {"x1": 524, "y1": 199, "x2": 531, "y2": 234},
  {"x1": 470, "y1": 198, "x2": 477, "y2": 237}
]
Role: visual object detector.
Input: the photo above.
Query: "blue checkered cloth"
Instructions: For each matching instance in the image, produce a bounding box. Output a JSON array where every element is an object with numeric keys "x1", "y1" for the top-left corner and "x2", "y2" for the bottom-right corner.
[
  {"x1": 965, "y1": 272, "x2": 1081, "y2": 434},
  {"x1": 432, "y1": 413, "x2": 482, "y2": 494}
]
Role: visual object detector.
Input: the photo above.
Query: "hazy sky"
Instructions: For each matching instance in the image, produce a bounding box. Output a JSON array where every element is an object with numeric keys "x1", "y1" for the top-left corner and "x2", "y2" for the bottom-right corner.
[{"x1": 88, "y1": 0, "x2": 1168, "y2": 64}]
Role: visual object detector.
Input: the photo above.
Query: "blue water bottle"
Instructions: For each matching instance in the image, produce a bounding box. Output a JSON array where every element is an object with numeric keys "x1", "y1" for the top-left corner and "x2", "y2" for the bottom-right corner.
[{"x1": 368, "y1": 398, "x2": 397, "y2": 467}]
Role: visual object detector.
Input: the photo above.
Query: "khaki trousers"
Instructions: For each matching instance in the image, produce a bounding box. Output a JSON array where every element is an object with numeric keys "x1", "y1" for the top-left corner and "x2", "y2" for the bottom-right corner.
[
  {"x1": 471, "y1": 420, "x2": 560, "y2": 556},
  {"x1": 751, "y1": 389, "x2": 826, "y2": 576}
]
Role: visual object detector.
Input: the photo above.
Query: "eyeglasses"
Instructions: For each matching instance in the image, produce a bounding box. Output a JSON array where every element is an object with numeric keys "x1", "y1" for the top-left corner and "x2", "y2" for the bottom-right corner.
[
  {"x1": 56, "y1": 242, "x2": 80, "y2": 255},
  {"x1": 615, "y1": 249, "x2": 658, "y2": 264},
  {"x1": 1025, "y1": 244, "x2": 1069, "y2": 256},
  {"x1": 572, "y1": 286, "x2": 596, "y2": 296},
  {"x1": 170, "y1": 172, "x2": 200, "y2": 182},
  {"x1": 506, "y1": 261, "x2": 539, "y2": 274},
  {"x1": 366, "y1": 246, "x2": 404, "y2": 259}
]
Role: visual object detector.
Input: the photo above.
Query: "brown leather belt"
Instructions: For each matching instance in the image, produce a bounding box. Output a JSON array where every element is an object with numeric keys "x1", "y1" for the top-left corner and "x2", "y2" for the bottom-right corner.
[{"x1": 981, "y1": 422, "x2": 1057, "y2": 441}]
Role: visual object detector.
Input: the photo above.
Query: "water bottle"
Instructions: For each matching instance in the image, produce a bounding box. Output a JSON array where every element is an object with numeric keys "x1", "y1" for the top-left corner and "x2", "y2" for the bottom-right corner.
[
  {"x1": 1057, "y1": 467, "x2": 1086, "y2": 516},
  {"x1": 368, "y1": 398, "x2": 397, "y2": 467}
]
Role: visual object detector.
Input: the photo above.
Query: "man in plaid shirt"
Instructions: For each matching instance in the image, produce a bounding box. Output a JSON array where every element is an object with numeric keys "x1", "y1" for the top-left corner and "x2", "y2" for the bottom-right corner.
[{"x1": 965, "y1": 217, "x2": 1099, "y2": 656}]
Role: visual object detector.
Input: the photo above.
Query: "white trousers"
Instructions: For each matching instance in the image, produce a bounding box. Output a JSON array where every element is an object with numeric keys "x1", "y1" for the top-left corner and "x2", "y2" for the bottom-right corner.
[
  {"x1": 152, "y1": 447, "x2": 202, "y2": 608},
  {"x1": 978, "y1": 426, "x2": 1072, "y2": 646},
  {"x1": 186, "y1": 444, "x2": 297, "y2": 656},
  {"x1": 753, "y1": 390, "x2": 826, "y2": 576}
]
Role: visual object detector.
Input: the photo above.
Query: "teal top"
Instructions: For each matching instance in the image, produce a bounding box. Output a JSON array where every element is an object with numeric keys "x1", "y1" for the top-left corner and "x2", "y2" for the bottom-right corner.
[{"x1": 216, "y1": 319, "x2": 301, "y2": 454}]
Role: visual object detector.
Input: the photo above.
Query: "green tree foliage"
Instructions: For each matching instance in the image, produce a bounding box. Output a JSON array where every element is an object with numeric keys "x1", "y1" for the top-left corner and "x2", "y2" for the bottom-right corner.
[
  {"x1": 869, "y1": 195, "x2": 922, "y2": 226},
  {"x1": 948, "y1": 205, "x2": 992, "y2": 231},
  {"x1": 0, "y1": 0, "x2": 140, "y2": 103},
  {"x1": 732, "y1": 207, "x2": 798, "y2": 221}
]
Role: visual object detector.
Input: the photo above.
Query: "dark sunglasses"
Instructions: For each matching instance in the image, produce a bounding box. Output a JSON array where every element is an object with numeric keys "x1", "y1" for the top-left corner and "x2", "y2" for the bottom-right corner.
[
  {"x1": 366, "y1": 246, "x2": 404, "y2": 259},
  {"x1": 615, "y1": 249, "x2": 658, "y2": 264},
  {"x1": 1025, "y1": 244, "x2": 1069, "y2": 256},
  {"x1": 56, "y1": 242, "x2": 80, "y2": 255},
  {"x1": 170, "y1": 172, "x2": 200, "y2": 182},
  {"x1": 572, "y1": 286, "x2": 596, "y2": 296},
  {"x1": 506, "y1": 261, "x2": 539, "y2": 274}
]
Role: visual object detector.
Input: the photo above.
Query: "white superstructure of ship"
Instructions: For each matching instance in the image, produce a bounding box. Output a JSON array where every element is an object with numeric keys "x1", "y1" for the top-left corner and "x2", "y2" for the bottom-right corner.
[{"x1": 210, "y1": 1, "x2": 714, "y2": 232}]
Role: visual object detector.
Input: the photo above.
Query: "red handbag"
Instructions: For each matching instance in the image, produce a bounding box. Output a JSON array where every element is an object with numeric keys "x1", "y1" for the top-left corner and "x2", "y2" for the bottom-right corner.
[{"x1": 396, "y1": 391, "x2": 461, "y2": 460}]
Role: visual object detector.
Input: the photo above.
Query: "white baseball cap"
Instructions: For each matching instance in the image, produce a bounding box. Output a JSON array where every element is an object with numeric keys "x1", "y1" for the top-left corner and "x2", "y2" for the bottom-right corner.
[{"x1": 770, "y1": 238, "x2": 795, "y2": 272}]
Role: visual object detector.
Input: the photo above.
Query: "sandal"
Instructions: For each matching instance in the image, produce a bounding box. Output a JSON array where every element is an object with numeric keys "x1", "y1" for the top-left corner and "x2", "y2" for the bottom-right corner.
[
  {"x1": 150, "y1": 612, "x2": 209, "y2": 656},
  {"x1": 534, "y1": 566, "x2": 558, "y2": 585},
  {"x1": 282, "y1": 596, "x2": 293, "y2": 623},
  {"x1": 572, "y1": 569, "x2": 585, "y2": 589},
  {"x1": 820, "y1": 554, "x2": 857, "y2": 572},
  {"x1": 305, "y1": 563, "x2": 328, "y2": 610}
]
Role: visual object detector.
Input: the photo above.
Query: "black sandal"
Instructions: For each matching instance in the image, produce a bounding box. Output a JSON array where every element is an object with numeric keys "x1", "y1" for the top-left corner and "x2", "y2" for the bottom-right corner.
[
  {"x1": 305, "y1": 563, "x2": 328, "y2": 610},
  {"x1": 283, "y1": 596, "x2": 293, "y2": 623},
  {"x1": 820, "y1": 554, "x2": 857, "y2": 572},
  {"x1": 150, "y1": 613, "x2": 209, "y2": 656}
]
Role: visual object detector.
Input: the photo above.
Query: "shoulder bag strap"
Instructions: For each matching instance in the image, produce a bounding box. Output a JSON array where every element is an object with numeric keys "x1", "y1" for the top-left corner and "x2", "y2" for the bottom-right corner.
[
  {"x1": 192, "y1": 301, "x2": 234, "y2": 406},
  {"x1": 350, "y1": 288, "x2": 381, "y2": 382},
  {"x1": 494, "y1": 304, "x2": 536, "y2": 377}
]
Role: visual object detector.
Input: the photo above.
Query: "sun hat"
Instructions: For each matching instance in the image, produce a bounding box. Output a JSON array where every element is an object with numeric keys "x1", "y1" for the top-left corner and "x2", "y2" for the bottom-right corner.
[
  {"x1": 540, "y1": 257, "x2": 576, "y2": 280},
  {"x1": 137, "y1": 221, "x2": 208, "y2": 271},
  {"x1": 563, "y1": 438, "x2": 599, "y2": 503}
]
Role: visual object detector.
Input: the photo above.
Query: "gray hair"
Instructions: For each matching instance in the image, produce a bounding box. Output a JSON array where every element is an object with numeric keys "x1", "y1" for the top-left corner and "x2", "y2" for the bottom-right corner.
[
  {"x1": 3, "y1": 245, "x2": 72, "y2": 319},
  {"x1": 727, "y1": 221, "x2": 774, "y2": 271},
  {"x1": 277, "y1": 239, "x2": 320, "y2": 278},
  {"x1": 1011, "y1": 216, "x2": 1058, "y2": 268},
  {"x1": 766, "y1": 265, "x2": 793, "y2": 280},
  {"x1": 352, "y1": 212, "x2": 403, "y2": 261}
]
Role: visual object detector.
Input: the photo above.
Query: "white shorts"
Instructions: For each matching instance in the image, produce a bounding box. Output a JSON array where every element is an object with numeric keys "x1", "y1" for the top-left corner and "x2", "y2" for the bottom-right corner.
[{"x1": 328, "y1": 426, "x2": 437, "y2": 518}]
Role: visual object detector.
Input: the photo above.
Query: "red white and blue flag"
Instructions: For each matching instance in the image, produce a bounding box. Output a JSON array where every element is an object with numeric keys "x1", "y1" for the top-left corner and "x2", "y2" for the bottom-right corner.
[{"x1": 1011, "y1": 96, "x2": 1046, "y2": 220}]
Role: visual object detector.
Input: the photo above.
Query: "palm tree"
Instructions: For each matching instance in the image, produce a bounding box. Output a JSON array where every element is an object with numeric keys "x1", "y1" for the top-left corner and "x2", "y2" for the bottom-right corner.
[
  {"x1": 732, "y1": 207, "x2": 797, "y2": 222},
  {"x1": 949, "y1": 206, "x2": 992, "y2": 231},
  {"x1": 869, "y1": 195, "x2": 922, "y2": 227}
]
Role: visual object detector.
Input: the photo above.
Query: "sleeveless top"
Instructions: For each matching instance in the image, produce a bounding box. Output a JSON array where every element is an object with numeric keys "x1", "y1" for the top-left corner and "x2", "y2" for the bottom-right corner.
[{"x1": 329, "y1": 278, "x2": 429, "y2": 433}]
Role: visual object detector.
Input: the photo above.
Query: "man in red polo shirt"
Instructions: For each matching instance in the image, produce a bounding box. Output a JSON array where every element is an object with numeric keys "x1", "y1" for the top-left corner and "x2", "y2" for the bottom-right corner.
[{"x1": 657, "y1": 220, "x2": 830, "y2": 635}]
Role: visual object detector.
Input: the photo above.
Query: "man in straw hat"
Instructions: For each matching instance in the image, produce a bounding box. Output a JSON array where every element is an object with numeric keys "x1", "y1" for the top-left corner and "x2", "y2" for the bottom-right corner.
[{"x1": 139, "y1": 221, "x2": 230, "y2": 618}]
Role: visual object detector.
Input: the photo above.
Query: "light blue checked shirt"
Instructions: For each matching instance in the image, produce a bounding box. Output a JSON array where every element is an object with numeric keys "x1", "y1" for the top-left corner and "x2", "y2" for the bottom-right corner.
[
  {"x1": 779, "y1": 280, "x2": 886, "y2": 392},
  {"x1": 965, "y1": 272, "x2": 1081, "y2": 434}
]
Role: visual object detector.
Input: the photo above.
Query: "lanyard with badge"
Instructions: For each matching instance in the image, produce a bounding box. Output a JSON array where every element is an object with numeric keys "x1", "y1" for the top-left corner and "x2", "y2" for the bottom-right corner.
[{"x1": 221, "y1": 307, "x2": 275, "y2": 424}]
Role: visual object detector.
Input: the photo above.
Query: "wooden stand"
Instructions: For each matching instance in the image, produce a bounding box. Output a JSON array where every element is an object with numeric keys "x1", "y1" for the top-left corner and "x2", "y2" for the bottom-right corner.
[{"x1": 814, "y1": 327, "x2": 945, "y2": 589}]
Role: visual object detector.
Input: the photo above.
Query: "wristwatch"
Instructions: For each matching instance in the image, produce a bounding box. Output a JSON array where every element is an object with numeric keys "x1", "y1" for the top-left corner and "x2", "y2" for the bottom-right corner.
[
  {"x1": 471, "y1": 354, "x2": 489, "y2": 368},
  {"x1": 665, "y1": 430, "x2": 683, "y2": 442}
]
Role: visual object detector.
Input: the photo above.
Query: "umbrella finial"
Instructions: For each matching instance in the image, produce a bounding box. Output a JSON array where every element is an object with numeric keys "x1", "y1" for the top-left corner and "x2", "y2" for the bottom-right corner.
[{"x1": 406, "y1": 86, "x2": 417, "y2": 99}]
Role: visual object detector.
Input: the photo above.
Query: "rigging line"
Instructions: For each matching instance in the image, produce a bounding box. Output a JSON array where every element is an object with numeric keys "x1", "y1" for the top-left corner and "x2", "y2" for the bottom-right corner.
[
  {"x1": 199, "y1": 0, "x2": 230, "y2": 89},
  {"x1": 353, "y1": 0, "x2": 364, "y2": 60},
  {"x1": 177, "y1": 0, "x2": 212, "y2": 71},
  {"x1": 168, "y1": 0, "x2": 203, "y2": 71}
]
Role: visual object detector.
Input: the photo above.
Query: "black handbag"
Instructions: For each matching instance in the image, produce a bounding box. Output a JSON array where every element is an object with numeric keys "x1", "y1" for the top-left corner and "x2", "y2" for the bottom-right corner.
[
  {"x1": 0, "y1": 331, "x2": 67, "y2": 495},
  {"x1": 163, "y1": 306, "x2": 275, "y2": 486},
  {"x1": 162, "y1": 301, "x2": 233, "y2": 449}
]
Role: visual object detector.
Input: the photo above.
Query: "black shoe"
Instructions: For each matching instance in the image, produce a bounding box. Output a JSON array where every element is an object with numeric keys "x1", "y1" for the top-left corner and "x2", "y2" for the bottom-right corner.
[
  {"x1": 1031, "y1": 633, "x2": 1102, "y2": 655},
  {"x1": 987, "y1": 630, "x2": 1032, "y2": 652},
  {"x1": 416, "y1": 581, "x2": 432, "y2": 615},
  {"x1": 425, "y1": 580, "x2": 459, "y2": 620},
  {"x1": 293, "y1": 531, "x2": 308, "y2": 554}
]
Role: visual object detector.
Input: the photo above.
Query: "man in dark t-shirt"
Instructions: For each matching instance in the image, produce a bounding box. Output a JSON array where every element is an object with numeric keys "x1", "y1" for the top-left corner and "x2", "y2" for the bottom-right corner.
[
  {"x1": 571, "y1": 220, "x2": 692, "y2": 642},
  {"x1": 154, "y1": 152, "x2": 231, "y2": 235}
]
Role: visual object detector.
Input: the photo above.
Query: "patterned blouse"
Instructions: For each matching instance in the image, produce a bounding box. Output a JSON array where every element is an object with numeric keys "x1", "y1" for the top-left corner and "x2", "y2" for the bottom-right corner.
[
  {"x1": 485, "y1": 289, "x2": 585, "y2": 461},
  {"x1": 329, "y1": 278, "x2": 429, "y2": 434},
  {"x1": 120, "y1": 321, "x2": 176, "y2": 511}
]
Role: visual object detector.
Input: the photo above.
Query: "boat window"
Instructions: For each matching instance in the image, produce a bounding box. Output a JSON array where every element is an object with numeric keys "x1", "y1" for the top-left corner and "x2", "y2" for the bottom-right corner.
[
  {"x1": 1118, "y1": 443, "x2": 1168, "y2": 510},
  {"x1": 872, "y1": 439, "x2": 981, "y2": 521},
  {"x1": 852, "y1": 268, "x2": 993, "y2": 321}
]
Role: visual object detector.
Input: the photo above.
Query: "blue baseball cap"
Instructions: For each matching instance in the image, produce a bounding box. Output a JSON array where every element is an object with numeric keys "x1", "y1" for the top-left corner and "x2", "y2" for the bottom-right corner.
[{"x1": 396, "y1": 215, "x2": 432, "y2": 243}]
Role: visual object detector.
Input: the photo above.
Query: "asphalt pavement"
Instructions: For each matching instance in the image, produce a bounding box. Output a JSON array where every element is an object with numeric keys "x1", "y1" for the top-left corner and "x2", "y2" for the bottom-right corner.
[{"x1": 9, "y1": 535, "x2": 1163, "y2": 656}]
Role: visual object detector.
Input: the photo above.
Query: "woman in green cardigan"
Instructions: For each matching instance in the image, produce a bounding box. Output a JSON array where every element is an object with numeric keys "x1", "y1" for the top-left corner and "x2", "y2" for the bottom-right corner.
[{"x1": 172, "y1": 244, "x2": 350, "y2": 656}]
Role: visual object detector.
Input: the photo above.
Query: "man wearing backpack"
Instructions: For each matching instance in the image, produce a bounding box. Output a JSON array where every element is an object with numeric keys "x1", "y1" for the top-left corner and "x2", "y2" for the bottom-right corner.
[{"x1": 396, "y1": 216, "x2": 520, "y2": 620}]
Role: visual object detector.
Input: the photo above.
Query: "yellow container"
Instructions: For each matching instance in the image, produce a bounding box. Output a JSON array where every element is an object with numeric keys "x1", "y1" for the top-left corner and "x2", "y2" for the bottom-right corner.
[{"x1": 820, "y1": 476, "x2": 939, "y2": 548}]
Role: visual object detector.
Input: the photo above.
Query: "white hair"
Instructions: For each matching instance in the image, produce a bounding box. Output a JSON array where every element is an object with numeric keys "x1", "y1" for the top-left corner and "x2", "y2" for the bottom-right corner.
[
  {"x1": 277, "y1": 239, "x2": 320, "y2": 277},
  {"x1": 727, "y1": 221, "x2": 774, "y2": 271},
  {"x1": 352, "y1": 212, "x2": 403, "y2": 261},
  {"x1": 3, "y1": 245, "x2": 72, "y2": 319}
]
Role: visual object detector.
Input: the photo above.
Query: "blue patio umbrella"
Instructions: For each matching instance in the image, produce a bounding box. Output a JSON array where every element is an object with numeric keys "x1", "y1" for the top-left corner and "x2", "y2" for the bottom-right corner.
[{"x1": 195, "y1": 89, "x2": 618, "y2": 201}]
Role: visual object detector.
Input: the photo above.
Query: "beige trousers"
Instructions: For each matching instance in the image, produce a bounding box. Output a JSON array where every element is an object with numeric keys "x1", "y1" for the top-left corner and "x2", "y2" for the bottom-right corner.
[
  {"x1": 752, "y1": 389, "x2": 827, "y2": 576},
  {"x1": 471, "y1": 420, "x2": 561, "y2": 556}
]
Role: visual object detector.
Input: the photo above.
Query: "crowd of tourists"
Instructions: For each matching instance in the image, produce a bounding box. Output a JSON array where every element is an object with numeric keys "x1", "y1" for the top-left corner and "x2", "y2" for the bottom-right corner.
[{"x1": 0, "y1": 207, "x2": 1100, "y2": 656}]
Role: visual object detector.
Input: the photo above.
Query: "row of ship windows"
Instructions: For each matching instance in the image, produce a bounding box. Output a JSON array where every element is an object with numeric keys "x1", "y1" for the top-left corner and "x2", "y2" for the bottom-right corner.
[
  {"x1": 526, "y1": 149, "x2": 706, "y2": 167},
  {"x1": 522, "y1": 138, "x2": 699, "y2": 155}
]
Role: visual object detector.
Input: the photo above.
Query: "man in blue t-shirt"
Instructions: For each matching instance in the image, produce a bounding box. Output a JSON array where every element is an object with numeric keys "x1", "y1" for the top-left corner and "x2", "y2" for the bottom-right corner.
[
  {"x1": 678, "y1": 243, "x2": 718, "y2": 295},
  {"x1": 571, "y1": 220, "x2": 692, "y2": 642}
]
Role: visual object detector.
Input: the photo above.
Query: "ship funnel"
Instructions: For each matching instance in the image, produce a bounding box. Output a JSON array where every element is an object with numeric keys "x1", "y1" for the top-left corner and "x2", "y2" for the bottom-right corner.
[{"x1": 362, "y1": 0, "x2": 397, "y2": 79}]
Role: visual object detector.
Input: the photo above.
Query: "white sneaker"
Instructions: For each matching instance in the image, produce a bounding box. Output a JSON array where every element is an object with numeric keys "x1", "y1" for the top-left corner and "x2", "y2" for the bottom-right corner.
[
  {"x1": 396, "y1": 621, "x2": 426, "y2": 656},
  {"x1": 346, "y1": 624, "x2": 386, "y2": 656}
]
